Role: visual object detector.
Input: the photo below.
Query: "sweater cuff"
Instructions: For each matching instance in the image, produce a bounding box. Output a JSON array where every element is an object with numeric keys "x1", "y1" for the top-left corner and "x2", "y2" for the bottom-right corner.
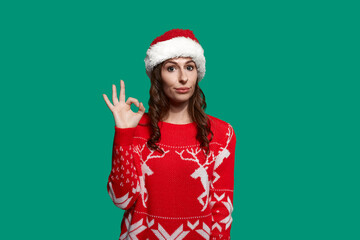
[{"x1": 114, "y1": 126, "x2": 136, "y2": 146}]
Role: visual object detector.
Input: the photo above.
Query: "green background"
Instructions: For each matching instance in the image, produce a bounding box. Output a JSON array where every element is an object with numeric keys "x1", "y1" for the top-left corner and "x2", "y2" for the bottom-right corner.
[{"x1": 1, "y1": 0, "x2": 359, "y2": 239}]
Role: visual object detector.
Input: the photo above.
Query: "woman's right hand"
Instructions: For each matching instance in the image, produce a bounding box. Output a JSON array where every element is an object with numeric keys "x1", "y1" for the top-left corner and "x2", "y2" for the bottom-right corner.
[{"x1": 103, "y1": 80, "x2": 146, "y2": 128}]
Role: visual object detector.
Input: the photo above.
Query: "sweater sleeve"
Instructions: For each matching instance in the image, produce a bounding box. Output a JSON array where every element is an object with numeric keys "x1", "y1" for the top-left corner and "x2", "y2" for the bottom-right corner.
[
  {"x1": 209, "y1": 124, "x2": 236, "y2": 240},
  {"x1": 106, "y1": 126, "x2": 143, "y2": 210}
]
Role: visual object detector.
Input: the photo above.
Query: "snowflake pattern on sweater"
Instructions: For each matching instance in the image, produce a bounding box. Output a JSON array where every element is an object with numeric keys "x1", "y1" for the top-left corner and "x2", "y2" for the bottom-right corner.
[{"x1": 107, "y1": 113, "x2": 236, "y2": 240}]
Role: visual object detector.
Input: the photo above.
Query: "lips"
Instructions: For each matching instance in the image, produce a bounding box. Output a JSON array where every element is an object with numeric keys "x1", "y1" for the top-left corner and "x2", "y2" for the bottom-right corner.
[
  {"x1": 175, "y1": 87, "x2": 190, "y2": 90},
  {"x1": 175, "y1": 87, "x2": 190, "y2": 93}
]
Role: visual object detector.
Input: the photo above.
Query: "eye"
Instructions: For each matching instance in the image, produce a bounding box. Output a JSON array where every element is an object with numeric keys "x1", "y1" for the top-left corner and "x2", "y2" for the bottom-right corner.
[
  {"x1": 167, "y1": 66, "x2": 175, "y2": 72},
  {"x1": 187, "y1": 65, "x2": 194, "y2": 71}
]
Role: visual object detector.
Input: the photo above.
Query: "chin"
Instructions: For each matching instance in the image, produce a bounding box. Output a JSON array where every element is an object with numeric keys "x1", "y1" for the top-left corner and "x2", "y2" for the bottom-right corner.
[{"x1": 171, "y1": 97, "x2": 190, "y2": 104}]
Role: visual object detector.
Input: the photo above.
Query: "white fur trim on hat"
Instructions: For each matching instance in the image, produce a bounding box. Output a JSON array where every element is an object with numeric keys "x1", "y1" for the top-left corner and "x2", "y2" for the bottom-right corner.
[{"x1": 144, "y1": 36, "x2": 206, "y2": 81}]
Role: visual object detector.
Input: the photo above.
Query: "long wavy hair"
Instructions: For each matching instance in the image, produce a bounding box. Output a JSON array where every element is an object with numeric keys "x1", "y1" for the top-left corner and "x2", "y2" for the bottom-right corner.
[{"x1": 139, "y1": 60, "x2": 214, "y2": 156}]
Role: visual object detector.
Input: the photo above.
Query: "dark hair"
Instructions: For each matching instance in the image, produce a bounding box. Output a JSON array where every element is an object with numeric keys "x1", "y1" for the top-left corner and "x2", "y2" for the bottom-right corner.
[{"x1": 139, "y1": 60, "x2": 214, "y2": 156}]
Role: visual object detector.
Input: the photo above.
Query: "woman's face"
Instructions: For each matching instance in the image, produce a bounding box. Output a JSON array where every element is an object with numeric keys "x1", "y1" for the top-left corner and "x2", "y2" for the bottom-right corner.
[{"x1": 161, "y1": 57, "x2": 198, "y2": 105}]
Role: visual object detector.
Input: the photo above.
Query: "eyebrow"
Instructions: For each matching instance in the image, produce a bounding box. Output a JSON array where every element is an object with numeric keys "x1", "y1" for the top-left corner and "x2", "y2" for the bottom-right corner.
[{"x1": 164, "y1": 60, "x2": 195, "y2": 65}]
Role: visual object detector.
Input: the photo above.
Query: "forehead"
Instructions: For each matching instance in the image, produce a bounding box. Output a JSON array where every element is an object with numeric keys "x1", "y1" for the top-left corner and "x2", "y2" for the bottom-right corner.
[{"x1": 163, "y1": 57, "x2": 194, "y2": 64}]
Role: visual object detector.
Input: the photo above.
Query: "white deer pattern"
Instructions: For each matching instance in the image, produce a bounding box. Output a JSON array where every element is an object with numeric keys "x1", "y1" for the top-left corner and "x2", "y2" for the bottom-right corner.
[
  {"x1": 175, "y1": 147, "x2": 216, "y2": 212},
  {"x1": 133, "y1": 143, "x2": 170, "y2": 208},
  {"x1": 175, "y1": 124, "x2": 234, "y2": 211},
  {"x1": 212, "y1": 125, "x2": 233, "y2": 187}
]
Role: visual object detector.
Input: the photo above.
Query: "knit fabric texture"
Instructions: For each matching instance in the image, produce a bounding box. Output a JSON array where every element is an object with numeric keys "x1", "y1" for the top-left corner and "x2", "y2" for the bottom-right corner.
[{"x1": 107, "y1": 113, "x2": 237, "y2": 240}]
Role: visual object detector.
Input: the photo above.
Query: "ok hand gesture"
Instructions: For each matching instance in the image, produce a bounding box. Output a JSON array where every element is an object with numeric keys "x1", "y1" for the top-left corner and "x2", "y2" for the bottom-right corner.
[{"x1": 103, "y1": 80, "x2": 146, "y2": 128}]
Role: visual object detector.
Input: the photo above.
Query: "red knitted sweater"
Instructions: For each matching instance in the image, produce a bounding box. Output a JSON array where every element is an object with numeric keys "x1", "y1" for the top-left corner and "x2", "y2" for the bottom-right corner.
[{"x1": 107, "y1": 113, "x2": 237, "y2": 240}]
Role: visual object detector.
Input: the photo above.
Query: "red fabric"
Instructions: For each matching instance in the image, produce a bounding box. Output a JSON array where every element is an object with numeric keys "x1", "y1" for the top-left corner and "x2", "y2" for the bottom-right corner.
[
  {"x1": 150, "y1": 28, "x2": 200, "y2": 46},
  {"x1": 107, "y1": 113, "x2": 236, "y2": 240}
]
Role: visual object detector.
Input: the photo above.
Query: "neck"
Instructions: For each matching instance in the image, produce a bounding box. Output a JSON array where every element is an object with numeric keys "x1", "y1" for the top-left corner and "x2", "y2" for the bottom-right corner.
[{"x1": 161, "y1": 100, "x2": 193, "y2": 124}]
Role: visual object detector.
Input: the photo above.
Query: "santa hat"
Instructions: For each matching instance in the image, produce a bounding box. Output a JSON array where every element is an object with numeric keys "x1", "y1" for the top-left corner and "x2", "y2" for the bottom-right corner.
[{"x1": 144, "y1": 28, "x2": 206, "y2": 81}]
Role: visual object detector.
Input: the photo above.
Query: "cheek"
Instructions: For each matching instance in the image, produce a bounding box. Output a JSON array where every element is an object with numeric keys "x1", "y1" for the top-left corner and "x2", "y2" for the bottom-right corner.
[
  {"x1": 162, "y1": 85, "x2": 173, "y2": 97},
  {"x1": 162, "y1": 72, "x2": 176, "y2": 84},
  {"x1": 191, "y1": 68, "x2": 198, "y2": 77}
]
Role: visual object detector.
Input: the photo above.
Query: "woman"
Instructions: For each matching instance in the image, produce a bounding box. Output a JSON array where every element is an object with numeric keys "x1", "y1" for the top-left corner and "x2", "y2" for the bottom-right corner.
[{"x1": 103, "y1": 29, "x2": 236, "y2": 240}]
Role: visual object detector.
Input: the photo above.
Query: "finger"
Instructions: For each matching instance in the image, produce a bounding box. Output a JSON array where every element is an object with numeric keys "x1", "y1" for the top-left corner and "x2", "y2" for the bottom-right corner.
[
  {"x1": 112, "y1": 84, "x2": 119, "y2": 105},
  {"x1": 119, "y1": 80, "x2": 126, "y2": 103},
  {"x1": 138, "y1": 102, "x2": 146, "y2": 114},
  {"x1": 125, "y1": 97, "x2": 140, "y2": 108},
  {"x1": 103, "y1": 94, "x2": 114, "y2": 110}
]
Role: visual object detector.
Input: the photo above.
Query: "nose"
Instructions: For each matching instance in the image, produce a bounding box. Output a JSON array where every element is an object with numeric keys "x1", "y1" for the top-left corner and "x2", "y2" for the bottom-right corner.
[{"x1": 179, "y1": 67, "x2": 188, "y2": 82}]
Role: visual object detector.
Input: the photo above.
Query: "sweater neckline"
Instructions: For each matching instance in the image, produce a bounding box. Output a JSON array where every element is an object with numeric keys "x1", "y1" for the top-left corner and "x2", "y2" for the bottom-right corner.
[
  {"x1": 157, "y1": 120, "x2": 198, "y2": 144},
  {"x1": 158, "y1": 120, "x2": 196, "y2": 127},
  {"x1": 153, "y1": 119, "x2": 199, "y2": 145}
]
